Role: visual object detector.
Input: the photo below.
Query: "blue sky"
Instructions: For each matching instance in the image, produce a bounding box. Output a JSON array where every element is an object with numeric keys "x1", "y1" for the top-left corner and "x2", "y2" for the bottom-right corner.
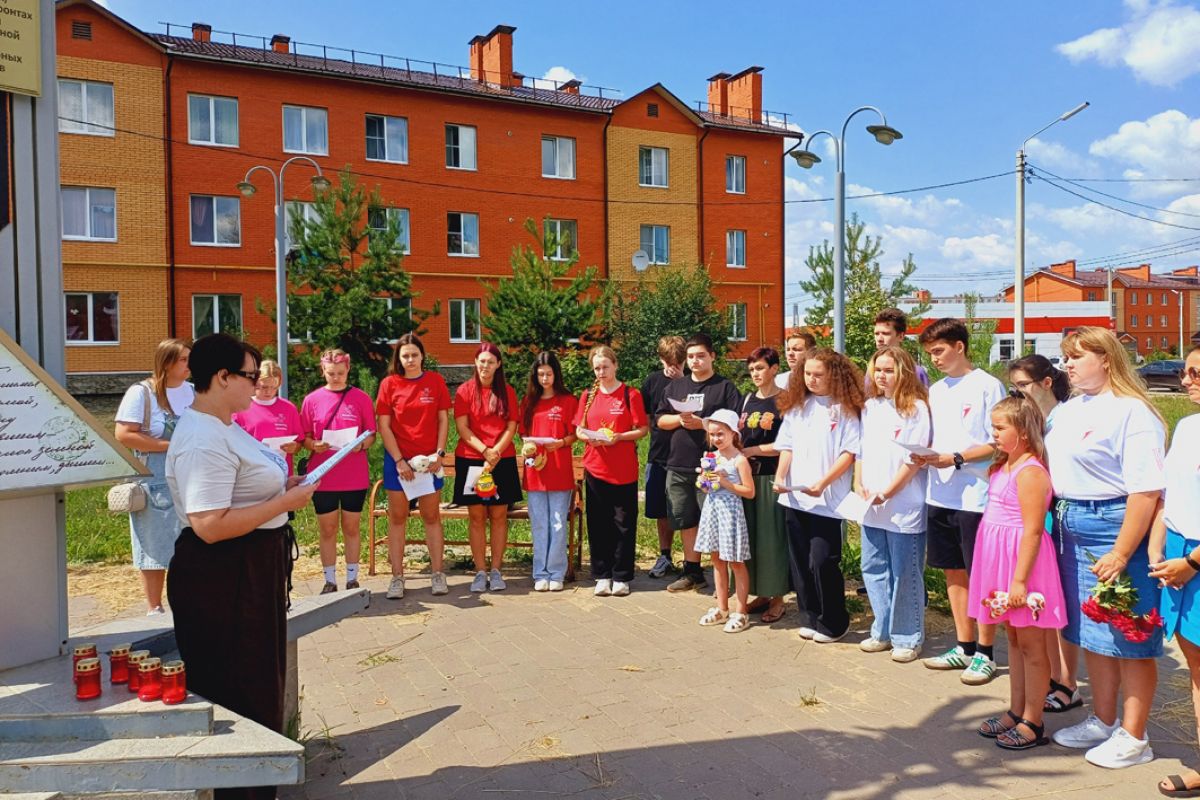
[{"x1": 99, "y1": 0, "x2": 1200, "y2": 315}]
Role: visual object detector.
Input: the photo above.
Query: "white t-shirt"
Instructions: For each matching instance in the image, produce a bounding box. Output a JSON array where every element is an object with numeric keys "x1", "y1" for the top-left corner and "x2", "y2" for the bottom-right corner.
[
  {"x1": 1046, "y1": 390, "x2": 1165, "y2": 501},
  {"x1": 166, "y1": 408, "x2": 289, "y2": 529},
  {"x1": 774, "y1": 370, "x2": 792, "y2": 390},
  {"x1": 115, "y1": 381, "x2": 196, "y2": 439},
  {"x1": 926, "y1": 368, "x2": 1005, "y2": 513},
  {"x1": 860, "y1": 397, "x2": 931, "y2": 534},
  {"x1": 1164, "y1": 414, "x2": 1200, "y2": 540},
  {"x1": 775, "y1": 395, "x2": 862, "y2": 519}
]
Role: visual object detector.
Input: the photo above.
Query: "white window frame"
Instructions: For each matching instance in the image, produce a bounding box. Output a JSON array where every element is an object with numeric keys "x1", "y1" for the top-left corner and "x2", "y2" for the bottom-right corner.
[
  {"x1": 1147, "y1": 292, "x2": 1154, "y2": 306},
  {"x1": 445, "y1": 123, "x2": 477, "y2": 171},
  {"x1": 1131, "y1": 315, "x2": 1138, "y2": 328},
  {"x1": 726, "y1": 155, "x2": 746, "y2": 194},
  {"x1": 541, "y1": 135, "x2": 576, "y2": 180},
  {"x1": 189, "y1": 195, "x2": 242, "y2": 247},
  {"x1": 1161, "y1": 315, "x2": 1168, "y2": 328},
  {"x1": 1146, "y1": 315, "x2": 1153, "y2": 327},
  {"x1": 640, "y1": 224, "x2": 670, "y2": 265},
  {"x1": 365, "y1": 113, "x2": 408, "y2": 164},
  {"x1": 187, "y1": 94, "x2": 239, "y2": 147},
  {"x1": 544, "y1": 218, "x2": 578, "y2": 261},
  {"x1": 57, "y1": 78, "x2": 114, "y2": 136},
  {"x1": 192, "y1": 294, "x2": 243, "y2": 339},
  {"x1": 64, "y1": 292, "x2": 119, "y2": 345},
  {"x1": 449, "y1": 298, "x2": 481, "y2": 343},
  {"x1": 61, "y1": 186, "x2": 116, "y2": 241},
  {"x1": 728, "y1": 303, "x2": 748, "y2": 341},
  {"x1": 726, "y1": 229, "x2": 746, "y2": 268},
  {"x1": 1163, "y1": 292, "x2": 1170, "y2": 306},
  {"x1": 282, "y1": 104, "x2": 329, "y2": 156},
  {"x1": 284, "y1": 201, "x2": 320, "y2": 252},
  {"x1": 1162, "y1": 336, "x2": 1170, "y2": 349},
  {"x1": 638, "y1": 146, "x2": 669, "y2": 188},
  {"x1": 368, "y1": 206, "x2": 411, "y2": 254},
  {"x1": 447, "y1": 212, "x2": 480, "y2": 257},
  {"x1": 1130, "y1": 292, "x2": 1138, "y2": 306},
  {"x1": 375, "y1": 296, "x2": 414, "y2": 343}
]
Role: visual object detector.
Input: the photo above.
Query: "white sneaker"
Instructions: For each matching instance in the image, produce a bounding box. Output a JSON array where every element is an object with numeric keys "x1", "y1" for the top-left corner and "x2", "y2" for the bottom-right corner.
[
  {"x1": 146, "y1": 606, "x2": 166, "y2": 617},
  {"x1": 1053, "y1": 714, "x2": 1120, "y2": 749},
  {"x1": 488, "y1": 569, "x2": 506, "y2": 591},
  {"x1": 1085, "y1": 727, "x2": 1154, "y2": 769},
  {"x1": 813, "y1": 630, "x2": 847, "y2": 644},
  {"x1": 547, "y1": 580, "x2": 564, "y2": 592},
  {"x1": 386, "y1": 576, "x2": 405, "y2": 600},
  {"x1": 594, "y1": 579, "x2": 612, "y2": 597},
  {"x1": 611, "y1": 581, "x2": 631, "y2": 596},
  {"x1": 891, "y1": 646, "x2": 922, "y2": 663},
  {"x1": 797, "y1": 627, "x2": 818, "y2": 640},
  {"x1": 430, "y1": 572, "x2": 449, "y2": 596},
  {"x1": 860, "y1": 637, "x2": 891, "y2": 653},
  {"x1": 534, "y1": 579, "x2": 549, "y2": 592},
  {"x1": 470, "y1": 571, "x2": 488, "y2": 593}
]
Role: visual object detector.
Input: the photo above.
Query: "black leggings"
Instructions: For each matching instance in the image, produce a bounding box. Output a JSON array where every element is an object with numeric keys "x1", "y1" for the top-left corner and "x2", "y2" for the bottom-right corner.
[
  {"x1": 585, "y1": 474, "x2": 638, "y2": 582},
  {"x1": 784, "y1": 508, "x2": 849, "y2": 637}
]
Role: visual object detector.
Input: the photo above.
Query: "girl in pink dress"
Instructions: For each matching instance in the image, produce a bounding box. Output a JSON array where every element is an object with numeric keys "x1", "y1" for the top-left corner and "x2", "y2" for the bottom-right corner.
[{"x1": 969, "y1": 396, "x2": 1066, "y2": 751}]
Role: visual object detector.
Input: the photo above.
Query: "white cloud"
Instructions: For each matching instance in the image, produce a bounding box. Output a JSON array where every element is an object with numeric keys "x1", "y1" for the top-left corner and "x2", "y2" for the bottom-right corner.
[
  {"x1": 541, "y1": 66, "x2": 582, "y2": 87},
  {"x1": 1089, "y1": 109, "x2": 1200, "y2": 177},
  {"x1": 1056, "y1": 0, "x2": 1200, "y2": 86},
  {"x1": 847, "y1": 183, "x2": 963, "y2": 226},
  {"x1": 882, "y1": 224, "x2": 940, "y2": 253},
  {"x1": 941, "y1": 234, "x2": 1010, "y2": 268},
  {"x1": 1025, "y1": 137, "x2": 1099, "y2": 174}
]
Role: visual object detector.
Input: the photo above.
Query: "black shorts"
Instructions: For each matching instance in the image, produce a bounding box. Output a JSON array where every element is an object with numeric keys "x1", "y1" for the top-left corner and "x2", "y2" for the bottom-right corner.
[
  {"x1": 643, "y1": 462, "x2": 669, "y2": 520},
  {"x1": 665, "y1": 469, "x2": 704, "y2": 530},
  {"x1": 451, "y1": 456, "x2": 522, "y2": 506},
  {"x1": 926, "y1": 505, "x2": 983, "y2": 572},
  {"x1": 312, "y1": 489, "x2": 368, "y2": 516}
]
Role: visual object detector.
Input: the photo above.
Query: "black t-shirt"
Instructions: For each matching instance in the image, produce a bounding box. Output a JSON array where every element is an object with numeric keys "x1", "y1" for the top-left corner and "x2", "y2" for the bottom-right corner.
[
  {"x1": 641, "y1": 370, "x2": 675, "y2": 465},
  {"x1": 739, "y1": 391, "x2": 781, "y2": 475},
  {"x1": 657, "y1": 374, "x2": 742, "y2": 473}
]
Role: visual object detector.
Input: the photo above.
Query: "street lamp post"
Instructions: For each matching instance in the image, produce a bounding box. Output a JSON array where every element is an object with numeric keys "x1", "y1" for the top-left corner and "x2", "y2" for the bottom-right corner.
[
  {"x1": 237, "y1": 157, "x2": 330, "y2": 400},
  {"x1": 1172, "y1": 289, "x2": 1184, "y2": 356},
  {"x1": 788, "y1": 107, "x2": 902, "y2": 353},
  {"x1": 1014, "y1": 102, "x2": 1089, "y2": 359}
]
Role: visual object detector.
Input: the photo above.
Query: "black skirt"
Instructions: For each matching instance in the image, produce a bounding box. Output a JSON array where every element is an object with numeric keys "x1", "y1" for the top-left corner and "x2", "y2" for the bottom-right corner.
[{"x1": 452, "y1": 455, "x2": 523, "y2": 506}]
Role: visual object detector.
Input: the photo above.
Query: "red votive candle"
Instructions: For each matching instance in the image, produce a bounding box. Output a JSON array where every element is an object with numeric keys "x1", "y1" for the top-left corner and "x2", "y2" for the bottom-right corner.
[
  {"x1": 161, "y1": 660, "x2": 187, "y2": 705},
  {"x1": 137, "y1": 657, "x2": 163, "y2": 702},
  {"x1": 75, "y1": 657, "x2": 101, "y2": 700},
  {"x1": 72, "y1": 643, "x2": 97, "y2": 684},
  {"x1": 127, "y1": 650, "x2": 150, "y2": 693},
  {"x1": 108, "y1": 643, "x2": 131, "y2": 685}
]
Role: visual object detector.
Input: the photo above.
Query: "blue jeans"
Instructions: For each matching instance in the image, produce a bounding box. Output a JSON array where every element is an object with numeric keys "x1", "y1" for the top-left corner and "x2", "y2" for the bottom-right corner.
[
  {"x1": 528, "y1": 490, "x2": 572, "y2": 582},
  {"x1": 861, "y1": 526, "x2": 927, "y2": 649}
]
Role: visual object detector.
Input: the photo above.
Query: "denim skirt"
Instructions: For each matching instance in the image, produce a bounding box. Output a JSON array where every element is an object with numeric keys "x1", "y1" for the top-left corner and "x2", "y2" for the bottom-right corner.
[
  {"x1": 1161, "y1": 528, "x2": 1200, "y2": 645},
  {"x1": 1057, "y1": 497, "x2": 1163, "y2": 659}
]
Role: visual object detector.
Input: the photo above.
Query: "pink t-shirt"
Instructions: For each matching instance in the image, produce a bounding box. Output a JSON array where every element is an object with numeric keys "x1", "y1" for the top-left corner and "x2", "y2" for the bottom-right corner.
[
  {"x1": 232, "y1": 396, "x2": 304, "y2": 475},
  {"x1": 300, "y1": 386, "x2": 377, "y2": 491}
]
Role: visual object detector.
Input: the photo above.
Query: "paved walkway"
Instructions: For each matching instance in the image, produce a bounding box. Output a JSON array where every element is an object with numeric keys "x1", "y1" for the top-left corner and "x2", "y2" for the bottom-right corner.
[{"x1": 273, "y1": 569, "x2": 1197, "y2": 800}]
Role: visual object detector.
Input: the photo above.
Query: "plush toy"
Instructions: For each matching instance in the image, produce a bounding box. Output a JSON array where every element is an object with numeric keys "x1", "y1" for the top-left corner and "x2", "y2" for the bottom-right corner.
[
  {"x1": 1026, "y1": 592, "x2": 1046, "y2": 622},
  {"x1": 474, "y1": 470, "x2": 498, "y2": 500},
  {"x1": 522, "y1": 441, "x2": 546, "y2": 471},
  {"x1": 407, "y1": 452, "x2": 446, "y2": 490},
  {"x1": 981, "y1": 590, "x2": 1010, "y2": 620},
  {"x1": 596, "y1": 425, "x2": 616, "y2": 443},
  {"x1": 695, "y1": 452, "x2": 720, "y2": 494}
]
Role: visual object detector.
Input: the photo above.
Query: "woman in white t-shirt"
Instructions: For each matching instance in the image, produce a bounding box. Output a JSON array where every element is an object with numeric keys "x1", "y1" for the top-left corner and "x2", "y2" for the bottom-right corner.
[
  {"x1": 1044, "y1": 327, "x2": 1166, "y2": 769},
  {"x1": 165, "y1": 333, "x2": 316, "y2": 800},
  {"x1": 773, "y1": 348, "x2": 863, "y2": 643},
  {"x1": 113, "y1": 338, "x2": 194, "y2": 614},
  {"x1": 857, "y1": 346, "x2": 931, "y2": 663}
]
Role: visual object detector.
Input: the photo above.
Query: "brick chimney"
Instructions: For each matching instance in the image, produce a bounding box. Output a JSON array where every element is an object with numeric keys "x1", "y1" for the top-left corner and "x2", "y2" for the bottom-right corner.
[
  {"x1": 1048, "y1": 259, "x2": 1076, "y2": 279},
  {"x1": 468, "y1": 25, "x2": 518, "y2": 88},
  {"x1": 1173, "y1": 266, "x2": 1199, "y2": 277},
  {"x1": 727, "y1": 66, "x2": 763, "y2": 122},
  {"x1": 559, "y1": 79, "x2": 581, "y2": 95},
  {"x1": 191, "y1": 22, "x2": 211, "y2": 42},
  {"x1": 270, "y1": 34, "x2": 290, "y2": 54},
  {"x1": 707, "y1": 72, "x2": 730, "y2": 116},
  {"x1": 1118, "y1": 263, "x2": 1151, "y2": 281}
]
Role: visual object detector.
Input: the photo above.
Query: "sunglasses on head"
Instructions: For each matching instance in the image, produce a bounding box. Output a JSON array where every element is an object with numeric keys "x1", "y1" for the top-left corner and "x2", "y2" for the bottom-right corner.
[{"x1": 1180, "y1": 367, "x2": 1200, "y2": 382}]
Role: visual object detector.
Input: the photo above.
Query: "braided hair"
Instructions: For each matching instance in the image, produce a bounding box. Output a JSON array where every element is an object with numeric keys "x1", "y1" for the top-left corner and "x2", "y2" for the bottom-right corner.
[{"x1": 581, "y1": 345, "x2": 618, "y2": 430}]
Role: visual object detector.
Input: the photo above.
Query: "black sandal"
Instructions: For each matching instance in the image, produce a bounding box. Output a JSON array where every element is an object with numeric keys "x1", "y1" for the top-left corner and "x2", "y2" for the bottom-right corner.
[
  {"x1": 996, "y1": 717, "x2": 1050, "y2": 750},
  {"x1": 978, "y1": 710, "x2": 1020, "y2": 739},
  {"x1": 1044, "y1": 678, "x2": 1083, "y2": 713},
  {"x1": 1160, "y1": 773, "x2": 1200, "y2": 797}
]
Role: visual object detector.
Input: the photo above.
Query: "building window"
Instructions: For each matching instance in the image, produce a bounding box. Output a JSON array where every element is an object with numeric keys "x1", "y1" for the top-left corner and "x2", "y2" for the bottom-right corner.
[
  {"x1": 365, "y1": 114, "x2": 408, "y2": 163},
  {"x1": 1146, "y1": 315, "x2": 1153, "y2": 327},
  {"x1": 541, "y1": 135, "x2": 576, "y2": 179},
  {"x1": 1131, "y1": 315, "x2": 1137, "y2": 328},
  {"x1": 640, "y1": 225, "x2": 670, "y2": 264},
  {"x1": 1162, "y1": 336, "x2": 1170, "y2": 349},
  {"x1": 188, "y1": 94, "x2": 238, "y2": 147},
  {"x1": 1162, "y1": 315, "x2": 1168, "y2": 328},
  {"x1": 61, "y1": 187, "x2": 115, "y2": 241},
  {"x1": 449, "y1": 298, "x2": 481, "y2": 343},
  {"x1": 284, "y1": 201, "x2": 320, "y2": 252},
  {"x1": 282, "y1": 105, "x2": 328, "y2": 155},
  {"x1": 58, "y1": 79, "x2": 114, "y2": 136},
  {"x1": 1087, "y1": 291, "x2": 1097, "y2": 301},
  {"x1": 726, "y1": 229, "x2": 746, "y2": 267},
  {"x1": 638, "y1": 146, "x2": 669, "y2": 187},
  {"x1": 1147, "y1": 292, "x2": 1154, "y2": 305},
  {"x1": 368, "y1": 206, "x2": 411, "y2": 253},
  {"x1": 189, "y1": 195, "x2": 241, "y2": 246},
  {"x1": 726, "y1": 155, "x2": 746, "y2": 194},
  {"x1": 543, "y1": 218, "x2": 577, "y2": 261},
  {"x1": 447, "y1": 212, "x2": 479, "y2": 256},
  {"x1": 646, "y1": 103, "x2": 659, "y2": 117},
  {"x1": 729, "y1": 303, "x2": 748, "y2": 341},
  {"x1": 999, "y1": 338, "x2": 1015, "y2": 361},
  {"x1": 1146, "y1": 337, "x2": 1153, "y2": 350},
  {"x1": 193, "y1": 294, "x2": 242, "y2": 339},
  {"x1": 64, "y1": 292, "x2": 118, "y2": 343},
  {"x1": 1163, "y1": 292, "x2": 1170, "y2": 305},
  {"x1": 1130, "y1": 292, "x2": 1138, "y2": 305},
  {"x1": 445, "y1": 124, "x2": 477, "y2": 170},
  {"x1": 375, "y1": 296, "x2": 413, "y2": 343}
]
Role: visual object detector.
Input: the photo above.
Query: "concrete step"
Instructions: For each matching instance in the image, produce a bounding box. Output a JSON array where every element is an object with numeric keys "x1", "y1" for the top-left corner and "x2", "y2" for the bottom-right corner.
[{"x1": 0, "y1": 705, "x2": 302, "y2": 794}]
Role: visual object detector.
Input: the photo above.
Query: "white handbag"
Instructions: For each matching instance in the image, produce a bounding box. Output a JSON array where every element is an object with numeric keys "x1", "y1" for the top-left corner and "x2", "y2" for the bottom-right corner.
[{"x1": 107, "y1": 383, "x2": 153, "y2": 514}]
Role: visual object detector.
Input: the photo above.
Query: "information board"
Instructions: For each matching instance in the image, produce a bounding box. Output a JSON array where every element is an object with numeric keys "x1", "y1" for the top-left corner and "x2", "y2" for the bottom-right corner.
[{"x1": 0, "y1": 0, "x2": 41, "y2": 98}]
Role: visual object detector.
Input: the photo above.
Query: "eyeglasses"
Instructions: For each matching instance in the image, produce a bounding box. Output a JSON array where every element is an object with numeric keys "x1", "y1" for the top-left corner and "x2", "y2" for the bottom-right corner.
[
  {"x1": 1180, "y1": 367, "x2": 1200, "y2": 382},
  {"x1": 230, "y1": 369, "x2": 260, "y2": 382}
]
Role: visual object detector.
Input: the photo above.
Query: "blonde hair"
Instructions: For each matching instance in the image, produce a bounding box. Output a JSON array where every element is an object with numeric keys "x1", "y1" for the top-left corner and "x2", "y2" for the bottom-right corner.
[
  {"x1": 150, "y1": 338, "x2": 190, "y2": 414},
  {"x1": 866, "y1": 345, "x2": 928, "y2": 417},
  {"x1": 581, "y1": 345, "x2": 619, "y2": 424},
  {"x1": 706, "y1": 419, "x2": 743, "y2": 450},
  {"x1": 1061, "y1": 326, "x2": 1165, "y2": 429},
  {"x1": 989, "y1": 396, "x2": 1047, "y2": 475},
  {"x1": 258, "y1": 359, "x2": 282, "y2": 381}
]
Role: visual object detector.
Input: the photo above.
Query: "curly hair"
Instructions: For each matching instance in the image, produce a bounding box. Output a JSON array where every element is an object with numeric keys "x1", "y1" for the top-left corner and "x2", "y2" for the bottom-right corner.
[{"x1": 777, "y1": 348, "x2": 865, "y2": 418}]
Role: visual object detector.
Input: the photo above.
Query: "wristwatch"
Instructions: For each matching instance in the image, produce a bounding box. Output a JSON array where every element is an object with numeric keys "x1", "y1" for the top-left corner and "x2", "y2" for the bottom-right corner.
[
  {"x1": 1186, "y1": 552, "x2": 1200, "y2": 572},
  {"x1": 952, "y1": 452, "x2": 965, "y2": 470},
  {"x1": 437, "y1": 449, "x2": 446, "y2": 458}
]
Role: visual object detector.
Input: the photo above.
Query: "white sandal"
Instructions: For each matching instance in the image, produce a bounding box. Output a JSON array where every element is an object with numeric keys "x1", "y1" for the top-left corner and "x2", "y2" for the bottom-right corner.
[
  {"x1": 698, "y1": 607, "x2": 729, "y2": 626},
  {"x1": 723, "y1": 612, "x2": 751, "y2": 633}
]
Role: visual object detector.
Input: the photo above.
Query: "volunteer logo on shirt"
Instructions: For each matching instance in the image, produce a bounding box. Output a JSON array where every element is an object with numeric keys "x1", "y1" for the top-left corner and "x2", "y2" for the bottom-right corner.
[
  {"x1": 961, "y1": 403, "x2": 972, "y2": 420},
  {"x1": 1081, "y1": 430, "x2": 1093, "y2": 441},
  {"x1": 419, "y1": 387, "x2": 435, "y2": 404},
  {"x1": 548, "y1": 405, "x2": 563, "y2": 422},
  {"x1": 828, "y1": 407, "x2": 840, "y2": 431},
  {"x1": 893, "y1": 426, "x2": 902, "y2": 439},
  {"x1": 607, "y1": 399, "x2": 625, "y2": 415}
]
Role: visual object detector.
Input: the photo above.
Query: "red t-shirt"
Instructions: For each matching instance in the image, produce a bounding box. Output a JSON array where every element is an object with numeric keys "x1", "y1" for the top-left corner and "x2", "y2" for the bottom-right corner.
[
  {"x1": 375, "y1": 372, "x2": 452, "y2": 459},
  {"x1": 573, "y1": 383, "x2": 646, "y2": 486},
  {"x1": 520, "y1": 393, "x2": 579, "y2": 492},
  {"x1": 453, "y1": 380, "x2": 519, "y2": 459}
]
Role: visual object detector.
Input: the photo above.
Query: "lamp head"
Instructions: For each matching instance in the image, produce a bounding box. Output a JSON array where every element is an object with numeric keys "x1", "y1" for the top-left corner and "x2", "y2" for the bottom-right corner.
[
  {"x1": 790, "y1": 149, "x2": 821, "y2": 169},
  {"x1": 867, "y1": 124, "x2": 903, "y2": 146},
  {"x1": 236, "y1": 181, "x2": 256, "y2": 198},
  {"x1": 1060, "y1": 101, "x2": 1090, "y2": 121},
  {"x1": 310, "y1": 174, "x2": 332, "y2": 192}
]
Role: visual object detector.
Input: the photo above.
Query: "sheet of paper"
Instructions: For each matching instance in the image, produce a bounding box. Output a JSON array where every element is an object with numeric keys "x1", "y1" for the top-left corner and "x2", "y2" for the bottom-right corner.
[
  {"x1": 321, "y1": 426, "x2": 359, "y2": 450},
  {"x1": 892, "y1": 440, "x2": 939, "y2": 458},
  {"x1": 835, "y1": 491, "x2": 870, "y2": 524},
  {"x1": 398, "y1": 470, "x2": 436, "y2": 500},
  {"x1": 262, "y1": 435, "x2": 299, "y2": 453},
  {"x1": 775, "y1": 484, "x2": 812, "y2": 494},
  {"x1": 522, "y1": 436, "x2": 558, "y2": 445},
  {"x1": 462, "y1": 465, "x2": 485, "y2": 496},
  {"x1": 301, "y1": 431, "x2": 371, "y2": 486},
  {"x1": 668, "y1": 397, "x2": 703, "y2": 413},
  {"x1": 578, "y1": 428, "x2": 613, "y2": 442}
]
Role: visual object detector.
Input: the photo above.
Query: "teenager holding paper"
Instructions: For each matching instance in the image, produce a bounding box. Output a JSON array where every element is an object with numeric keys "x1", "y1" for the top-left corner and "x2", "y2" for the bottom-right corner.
[
  {"x1": 375, "y1": 334, "x2": 451, "y2": 600},
  {"x1": 300, "y1": 349, "x2": 376, "y2": 594},
  {"x1": 232, "y1": 360, "x2": 303, "y2": 476}
]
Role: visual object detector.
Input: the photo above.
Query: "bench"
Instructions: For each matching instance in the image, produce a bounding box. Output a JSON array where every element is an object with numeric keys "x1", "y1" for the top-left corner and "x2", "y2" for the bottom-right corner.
[{"x1": 367, "y1": 454, "x2": 586, "y2": 581}]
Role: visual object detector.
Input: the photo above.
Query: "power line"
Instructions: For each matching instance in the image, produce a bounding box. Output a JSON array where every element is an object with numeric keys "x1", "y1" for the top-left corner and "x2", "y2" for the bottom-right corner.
[
  {"x1": 1075, "y1": 234, "x2": 1200, "y2": 265},
  {"x1": 1032, "y1": 174, "x2": 1200, "y2": 232},
  {"x1": 1029, "y1": 163, "x2": 1200, "y2": 219},
  {"x1": 1058, "y1": 176, "x2": 1200, "y2": 184}
]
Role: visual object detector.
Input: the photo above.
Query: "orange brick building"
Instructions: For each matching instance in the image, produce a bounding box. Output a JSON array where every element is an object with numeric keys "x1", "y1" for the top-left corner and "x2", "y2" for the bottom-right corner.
[{"x1": 55, "y1": 1, "x2": 792, "y2": 389}]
